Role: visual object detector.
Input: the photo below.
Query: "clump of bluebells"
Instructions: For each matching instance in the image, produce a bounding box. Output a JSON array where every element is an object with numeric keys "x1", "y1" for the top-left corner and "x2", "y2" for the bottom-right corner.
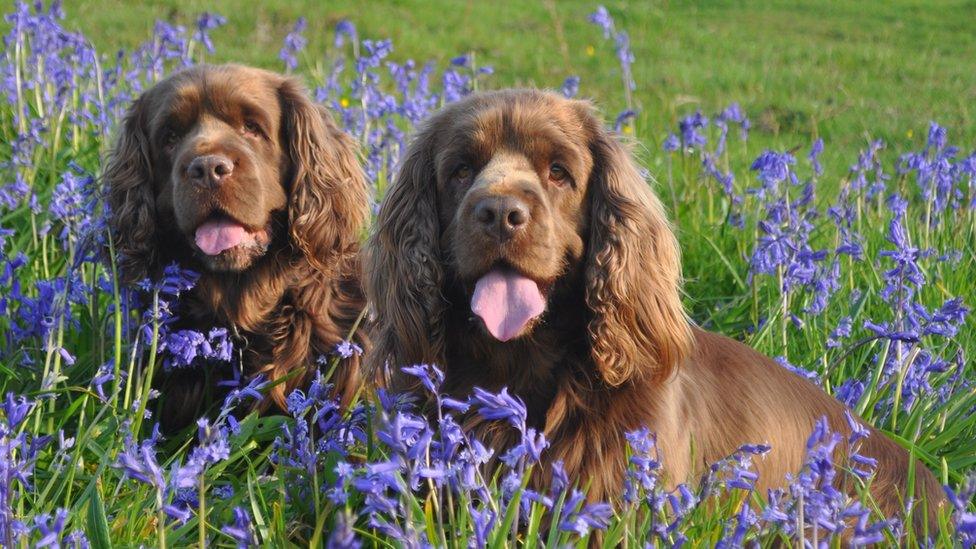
[
  {"x1": 250, "y1": 365, "x2": 907, "y2": 546},
  {"x1": 0, "y1": 394, "x2": 89, "y2": 547},
  {"x1": 662, "y1": 107, "x2": 972, "y2": 430},
  {"x1": 0, "y1": 1, "x2": 972, "y2": 546}
]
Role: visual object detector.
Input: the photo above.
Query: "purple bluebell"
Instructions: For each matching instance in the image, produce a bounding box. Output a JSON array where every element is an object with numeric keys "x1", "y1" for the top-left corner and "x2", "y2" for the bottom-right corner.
[
  {"x1": 663, "y1": 133, "x2": 680, "y2": 153},
  {"x1": 221, "y1": 507, "x2": 256, "y2": 548},
  {"x1": 559, "y1": 490, "x2": 612, "y2": 536},
  {"x1": 469, "y1": 387, "x2": 527, "y2": 431},
  {"x1": 327, "y1": 510, "x2": 360, "y2": 549},
  {"x1": 614, "y1": 109, "x2": 636, "y2": 131},
  {"x1": 808, "y1": 138, "x2": 824, "y2": 176},
  {"x1": 194, "y1": 12, "x2": 226, "y2": 53},
  {"x1": 335, "y1": 340, "x2": 364, "y2": 359},
  {"x1": 334, "y1": 20, "x2": 357, "y2": 49},
  {"x1": 679, "y1": 111, "x2": 709, "y2": 150},
  {"x1": 561, "y1": 76, "x2": 580, "y2": 98},
  {"x1": 279, "y1": 18, "x2": 307, "y2": 71}
]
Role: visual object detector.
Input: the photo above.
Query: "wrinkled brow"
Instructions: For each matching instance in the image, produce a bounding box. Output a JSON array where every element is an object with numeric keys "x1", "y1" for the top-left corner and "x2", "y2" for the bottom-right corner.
[
  {"x1": 460, "y1": 114, "x2": 592, "y2": 180},
  {"x1": 207, "y1": 85, "x2": 279, "y2": 127}
]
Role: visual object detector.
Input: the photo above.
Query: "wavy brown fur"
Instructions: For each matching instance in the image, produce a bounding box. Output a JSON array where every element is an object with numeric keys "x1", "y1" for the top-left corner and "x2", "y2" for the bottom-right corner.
[
  {"x1": 365, "y1": 89, "x2": 945, "y2": 534},
  {"x1": 105, "y1": 64, "x2": 369, "y2": 430}
]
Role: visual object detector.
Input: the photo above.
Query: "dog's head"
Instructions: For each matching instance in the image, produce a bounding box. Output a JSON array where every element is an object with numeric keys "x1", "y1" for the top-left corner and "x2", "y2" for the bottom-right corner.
[
  {"x1": 105, "y1": 64, "x2": 367, "y2": 280},
  {"x1": 367, "y1": 89, "x2": 692, "y2": 385}
]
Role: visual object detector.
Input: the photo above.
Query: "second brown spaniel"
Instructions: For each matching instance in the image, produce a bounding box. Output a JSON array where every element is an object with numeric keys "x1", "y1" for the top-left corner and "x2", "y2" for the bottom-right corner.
[
  {"x1": 365, "y1": 89, "x2": 944, "y2": 531},
  {"x1": 105, "y1": 64, "x2": 369, "y2": 430}
]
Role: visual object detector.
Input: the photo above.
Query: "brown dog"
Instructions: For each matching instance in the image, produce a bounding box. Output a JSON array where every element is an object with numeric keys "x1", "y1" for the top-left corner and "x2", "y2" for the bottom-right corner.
[
  {"x1": 365, "y1": 89, "x2": 945, "y2": 532},
  {"x1": 105, "y1": 64, "x2": 369, "y2": 429}
]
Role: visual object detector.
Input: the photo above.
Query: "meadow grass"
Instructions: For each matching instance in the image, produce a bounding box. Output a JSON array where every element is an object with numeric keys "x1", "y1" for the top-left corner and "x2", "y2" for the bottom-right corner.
[
  {"x1": 60, "y1": 0, "x2": 976, "y2": 160},
  {"x1": 0, "y1": 1, "x2": 973, "y2": 547}
]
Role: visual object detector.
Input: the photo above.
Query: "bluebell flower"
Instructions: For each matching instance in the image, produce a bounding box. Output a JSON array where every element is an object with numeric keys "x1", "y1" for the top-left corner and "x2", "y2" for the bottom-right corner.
[
  {"x1": 551, "y1": 460, "x2": 569, "y2": 494},
  {"x1": 279, "y1": 18, "x2": 307, "y2": 71},
  {"x1": 400, "y1": 363, "x2": 444, "y2": 394},
  {"x1": 663, "y1": 133, "x2": 680, "y2": 153},
  {"x1": 614, "y1": 109, "x2": 636, "y2": 131},
  {"x1": 716, "y1": 501, "x2": 757, "y2": 548},
  {"x1": 116, "y1": 433, "x2": 165, "y2": 490},
  {"x1": 138, "y1": 262, "x2": 199, "y2": 295},
  {"x1": 588, "y1": 6, "x2": 636, "y2": 93},
  {"x1": 926, "y1": 121, "x2": 948, "y2": 152},
  {"x1": 587, "y1": 6, "x2": 614, "y2": 38},
  {"x1": 222, "y1": 507, "x2": 257, "y2": 548},
  {"x1": 679, "y1": 111, "x2": 709, "y2": 150},
  {"x1": 835, "y1": 378, "x2": 865, "y2": 408},
  {"x1": 194, "y1": 12, "x2": 226, "y2": 53},
  {"x1": 469, "y1": 504, "x2": 496, "y2": 548},
  {"x1": 327, "y1": 510, "x2": 360, "y2": 549},
  {"x1": 559, "y1": 490, "x2": 612, "y2": 536},
  {"x1": 469, "y1": 387, "x2": 527, "y2": 431},
  {"x1": 775, "y1": 356, "x2": 821, "y2": 384},
  {"x1": 33, "y1": 509, "x2": 71, "y2": 548},
  {"x1": 3, "y1": 393, "x2": 32, "y2": 428},
  {"x1": 560, "y1": 75, "x2": 580, "y2": 98},
  {"x1": 945, "y1": 474, "x2": 976, "y2": 547},
  {"x1": 335, "y1": 340, "x2": 364, "y2": 359},
  {"x1": 222, "y1": 375, "x2": 266, "y2": 408},
  {"x1": 193, "y1": 418, "x2": 230, "y2": 463},
  {"x1": 718, "y1": 102, "x2": 750, "y2": 139},
  {"x1": 808, "y1": 138, "x2": 824, "y2": 176},
  {"x1": 750, "y1": 149, "x2": 797, "y2": 189},
  {"x1": 334, "y1": 20, "x2": 357, "y2": 49},
  {"x1": 827, "y1": 316, "x2": 853, "y2": 349},
  {"x1": 917, "y1": 298, "x2": 969, "y2": 338}
]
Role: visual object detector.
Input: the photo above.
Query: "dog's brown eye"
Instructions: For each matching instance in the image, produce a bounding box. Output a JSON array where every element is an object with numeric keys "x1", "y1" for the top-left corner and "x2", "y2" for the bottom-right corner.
[
  {"x1": 549, "y1": 163, "x2": 570, "y2": 186},
  {"x1": 243, "y1": 120, "x2": 262, "y2": 136},
  {"x1": 454, "y1": 164, "x2": 472, "y2": 182}
]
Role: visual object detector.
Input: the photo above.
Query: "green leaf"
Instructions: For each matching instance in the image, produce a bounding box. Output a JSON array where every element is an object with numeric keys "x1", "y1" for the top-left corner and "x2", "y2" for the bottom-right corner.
[{"x1": 86, "y1": 485, "x2": 112, "y2": 549}]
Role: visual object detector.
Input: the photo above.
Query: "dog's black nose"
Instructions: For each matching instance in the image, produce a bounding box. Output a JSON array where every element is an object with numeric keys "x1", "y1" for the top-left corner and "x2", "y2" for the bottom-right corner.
[
  {"x1": 474, "y1": 195, "x2": 530, "y2": 240},
  {"x1": 187, "y1": 155, "x2": 234, "y2": 186}
]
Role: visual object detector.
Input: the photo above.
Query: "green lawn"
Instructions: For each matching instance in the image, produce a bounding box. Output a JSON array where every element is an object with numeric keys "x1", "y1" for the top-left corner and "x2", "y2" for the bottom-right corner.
[{"x1": 65, "y1": 0, "x2": 976, "y2": 162}]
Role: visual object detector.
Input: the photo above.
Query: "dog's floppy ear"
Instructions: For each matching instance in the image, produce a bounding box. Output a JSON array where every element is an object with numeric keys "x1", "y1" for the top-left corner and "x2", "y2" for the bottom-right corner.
[
  {"x1": 364, "y1": 120, "x2": 447, "y2": 385},
  {"x1": 584, "y1": 120, "x2": 693, "y2": 386},
  {"x1": 104, "y1": 96, "x2": 157, "y2": 284},
  {"x1": 279, "y1": 76, "x2": 369, "y2": 274}
]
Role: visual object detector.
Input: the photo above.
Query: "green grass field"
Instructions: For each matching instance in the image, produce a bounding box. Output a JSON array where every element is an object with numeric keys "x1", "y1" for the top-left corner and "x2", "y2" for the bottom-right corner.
[{"x1": 65, "y1": 0, "x2": 976, "y2": 158}]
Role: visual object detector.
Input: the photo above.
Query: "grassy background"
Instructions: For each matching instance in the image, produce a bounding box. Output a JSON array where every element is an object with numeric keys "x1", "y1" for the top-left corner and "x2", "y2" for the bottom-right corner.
[{"x1": 65, "y1": 0, "x2": 976, "y2": 160}]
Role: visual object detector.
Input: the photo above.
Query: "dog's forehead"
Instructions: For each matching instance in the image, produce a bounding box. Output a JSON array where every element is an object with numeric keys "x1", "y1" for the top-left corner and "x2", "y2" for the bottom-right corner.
[
  {"x1": 145, "y1": 76, "x2": 200, "y2": 129},
  {"x1": 151, "y1": 67, "x2": 282, "y2": 128},
  {"x1": 450, "y1": 93, "x2": 594, "y2": 174},
  {"x1": 204, "y1": 68, "x2": 282, "y2": 115}
]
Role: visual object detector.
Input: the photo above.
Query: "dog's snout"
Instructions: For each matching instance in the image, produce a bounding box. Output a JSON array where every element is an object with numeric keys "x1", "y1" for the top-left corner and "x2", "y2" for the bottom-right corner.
[
  {"x1": 187, "y1": 154, "x2": 234, "y2": 186},
  {"x1": 474, "y1": 195, "x2": 530, "y2": 240}
]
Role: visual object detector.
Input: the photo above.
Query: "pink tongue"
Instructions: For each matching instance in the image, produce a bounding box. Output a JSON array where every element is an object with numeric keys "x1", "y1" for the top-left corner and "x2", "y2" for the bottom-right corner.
[
  {"x1": 194, "y1": 219, "x2": 250, "y2": 256},
  {"x1": 471, "y1": 268, "x2": 546, "y2": 342}
]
